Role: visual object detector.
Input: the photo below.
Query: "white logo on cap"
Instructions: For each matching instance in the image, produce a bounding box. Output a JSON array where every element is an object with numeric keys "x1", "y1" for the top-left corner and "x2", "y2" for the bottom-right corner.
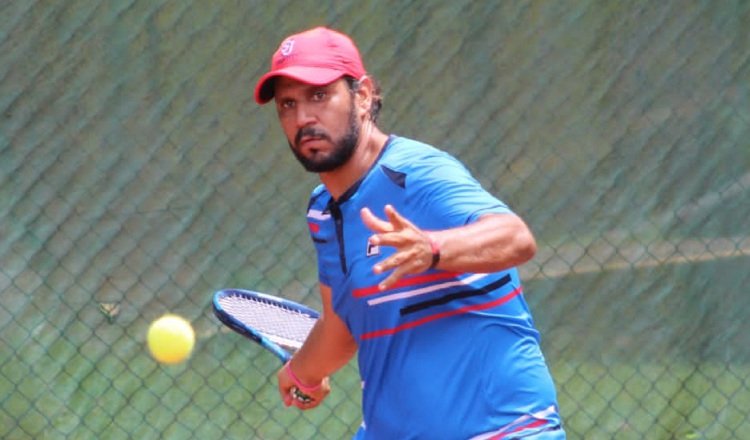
[{"x1": 280, "y1": 39, "x2": 295, "y2": 56}]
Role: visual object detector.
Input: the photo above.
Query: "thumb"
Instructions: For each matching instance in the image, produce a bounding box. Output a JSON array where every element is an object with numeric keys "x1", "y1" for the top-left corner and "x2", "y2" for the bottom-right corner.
[{"x1": 282, "y1": 392, "x2": 293, "y2": 407}]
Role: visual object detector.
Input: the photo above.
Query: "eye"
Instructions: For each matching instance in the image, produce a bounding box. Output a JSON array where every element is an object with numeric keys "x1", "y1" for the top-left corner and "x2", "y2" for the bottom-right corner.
[
  {"x1": 312, "y1": 90, "x2": 326, "y2": 101},
  {"x1": 279, "y1": 99, "x2": 295, "y2": 110}
]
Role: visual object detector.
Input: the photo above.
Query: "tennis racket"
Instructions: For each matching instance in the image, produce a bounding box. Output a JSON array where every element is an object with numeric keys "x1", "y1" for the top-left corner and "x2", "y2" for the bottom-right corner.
[{"x1": 212, "y1": 288, "x2": 320, "y2": 403}]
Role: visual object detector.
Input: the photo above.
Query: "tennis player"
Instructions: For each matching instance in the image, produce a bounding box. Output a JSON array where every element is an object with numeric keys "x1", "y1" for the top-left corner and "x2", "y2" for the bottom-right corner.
[{"x1": 255, "y1": 26, "x2": 565, "y2": 439}]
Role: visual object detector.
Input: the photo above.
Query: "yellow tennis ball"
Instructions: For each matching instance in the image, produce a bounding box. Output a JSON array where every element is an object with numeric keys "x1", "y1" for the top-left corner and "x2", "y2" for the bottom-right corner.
[{"x1": 147, "y1": 314, "x2": 195, "y2": 364}]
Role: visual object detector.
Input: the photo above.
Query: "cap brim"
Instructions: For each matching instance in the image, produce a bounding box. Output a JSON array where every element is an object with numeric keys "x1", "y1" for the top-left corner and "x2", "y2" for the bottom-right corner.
[{"x1": 254, "y1": 66, "x2": 347, "y2": 104}]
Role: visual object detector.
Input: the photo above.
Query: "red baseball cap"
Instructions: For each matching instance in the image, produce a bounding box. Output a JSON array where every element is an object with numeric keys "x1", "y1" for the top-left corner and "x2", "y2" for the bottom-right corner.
[{"x1": 254, "y1": 27, "x2": 367, "y2": 104}]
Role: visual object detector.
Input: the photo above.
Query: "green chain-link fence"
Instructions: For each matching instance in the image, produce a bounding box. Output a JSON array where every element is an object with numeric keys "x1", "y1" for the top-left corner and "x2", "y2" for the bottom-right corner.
[{"x1": 2, "y1": 0, "x2": 749, "y2": 438}]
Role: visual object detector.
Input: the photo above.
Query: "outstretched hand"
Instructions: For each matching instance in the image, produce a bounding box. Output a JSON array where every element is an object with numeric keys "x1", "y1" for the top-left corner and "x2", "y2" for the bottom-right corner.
[{"x1": 360, "y1": 204, "x2": 438, "y2": 290}]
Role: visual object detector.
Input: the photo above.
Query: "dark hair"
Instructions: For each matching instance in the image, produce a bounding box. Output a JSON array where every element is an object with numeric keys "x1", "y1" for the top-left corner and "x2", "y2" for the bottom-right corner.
[{"x1": 345, "y1": 76, "x2": 383, "y2": 123}]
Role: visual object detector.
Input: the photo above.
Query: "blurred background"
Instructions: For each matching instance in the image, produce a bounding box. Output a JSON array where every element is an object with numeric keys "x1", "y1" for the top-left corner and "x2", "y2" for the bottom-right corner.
[{"x1": 1, "y1": 0, "x2": 748, "y2": 438}]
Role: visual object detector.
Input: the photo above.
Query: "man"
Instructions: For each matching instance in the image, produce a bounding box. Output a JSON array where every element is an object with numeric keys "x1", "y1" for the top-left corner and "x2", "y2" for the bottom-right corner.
[{"x1": 254, "y1": 26, "x2": 565, "y2": 439}]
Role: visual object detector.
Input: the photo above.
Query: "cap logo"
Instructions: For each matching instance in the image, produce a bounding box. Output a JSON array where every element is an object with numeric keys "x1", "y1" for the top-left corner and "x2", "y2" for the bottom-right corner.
[
  {"x1": 255, "y1": 27, "x2": 366, "y2": 104},
  {"x1": 280, "y1": 38, "x2": 295, "y2": 57}
]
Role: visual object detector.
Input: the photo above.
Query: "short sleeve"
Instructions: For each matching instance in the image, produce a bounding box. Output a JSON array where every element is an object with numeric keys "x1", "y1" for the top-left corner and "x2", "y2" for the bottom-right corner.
[{"x1": 406, "y1": 152, "x2": 512, "y2": 229}]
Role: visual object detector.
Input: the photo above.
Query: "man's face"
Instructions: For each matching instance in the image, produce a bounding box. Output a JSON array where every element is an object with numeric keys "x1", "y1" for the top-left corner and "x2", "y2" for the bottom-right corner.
[{"x1": 273, "y1": 77, "x2": 361, "y2": 173}]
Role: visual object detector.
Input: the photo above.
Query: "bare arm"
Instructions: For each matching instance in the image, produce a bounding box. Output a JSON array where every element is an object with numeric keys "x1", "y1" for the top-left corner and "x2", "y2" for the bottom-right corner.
[
  {"x1": 277, "y1": 283, "x2": 358, "y2": 408},
  {"x1": 361, "y1": 204, "x2": 536, "y2": 290}
]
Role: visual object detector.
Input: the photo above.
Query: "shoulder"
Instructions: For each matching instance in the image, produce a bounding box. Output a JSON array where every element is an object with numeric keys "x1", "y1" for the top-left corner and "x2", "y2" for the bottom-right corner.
[
  {"x1": 381, "y1": 135, "x2": 474, "y2": 182},
  {"x1": 307, "y1": 184, "x2": 329, "y2": 210},
  {"x1": 310, "y1": 183, "x2": 327, "y2": 198},
  {"x1": 382, "y1": 136, "x2": 446, "y2": 163}
]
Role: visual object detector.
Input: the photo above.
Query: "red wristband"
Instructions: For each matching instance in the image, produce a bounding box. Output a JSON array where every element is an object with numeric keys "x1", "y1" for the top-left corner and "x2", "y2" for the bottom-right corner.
[
  {"x1": 427, "y1": 234, "x2": 441, "y2": 269},
  {"x1": 284, "y1": 361, "x2": 322, "y2": 394}
]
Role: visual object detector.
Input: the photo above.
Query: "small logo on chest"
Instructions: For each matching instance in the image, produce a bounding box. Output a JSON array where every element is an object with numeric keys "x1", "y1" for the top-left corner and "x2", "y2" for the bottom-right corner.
[{"x1": 366, "y1": 241, "x2": 380, "y2": 257}]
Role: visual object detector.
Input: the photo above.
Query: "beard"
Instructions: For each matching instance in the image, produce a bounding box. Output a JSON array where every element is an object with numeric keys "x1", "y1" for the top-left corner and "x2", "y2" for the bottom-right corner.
[{"x1": 288, "y1": 104, "x2": 360, "y2": 173}]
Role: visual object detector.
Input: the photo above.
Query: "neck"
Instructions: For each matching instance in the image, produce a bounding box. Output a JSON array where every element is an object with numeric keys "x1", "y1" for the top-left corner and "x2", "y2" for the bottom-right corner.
[{"x1": 320, "y1": 120, "x2": 389, "y2": 200}]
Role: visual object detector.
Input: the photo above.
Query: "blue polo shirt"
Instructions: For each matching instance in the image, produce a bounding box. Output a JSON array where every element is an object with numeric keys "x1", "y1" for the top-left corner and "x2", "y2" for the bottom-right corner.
[{"x1": 306, "y1": 136, "x2": 563, "y2": 439}]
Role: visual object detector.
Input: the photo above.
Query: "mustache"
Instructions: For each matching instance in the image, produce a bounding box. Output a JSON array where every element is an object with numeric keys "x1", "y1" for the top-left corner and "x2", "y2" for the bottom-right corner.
[{"x1": 295, "y1": 127, "x2": 331, "y2": 146}]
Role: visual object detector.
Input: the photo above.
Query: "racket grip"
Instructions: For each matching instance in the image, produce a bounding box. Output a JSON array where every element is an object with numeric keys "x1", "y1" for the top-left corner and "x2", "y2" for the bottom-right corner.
[{"x1": 291, "y1": 386, "x2": 312, "y2": 404}]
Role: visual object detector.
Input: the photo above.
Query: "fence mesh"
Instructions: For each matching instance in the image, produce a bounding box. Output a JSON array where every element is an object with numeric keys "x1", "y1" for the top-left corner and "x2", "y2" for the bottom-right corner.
[{"x1": 2, "y1": 0, "x2": 749, "y2": 439}]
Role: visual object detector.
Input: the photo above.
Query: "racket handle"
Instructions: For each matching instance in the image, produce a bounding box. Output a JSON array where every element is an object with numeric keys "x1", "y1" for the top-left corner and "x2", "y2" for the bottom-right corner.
[{"x1": 291, "y1": 386, "x2": 313, "y2": 404}]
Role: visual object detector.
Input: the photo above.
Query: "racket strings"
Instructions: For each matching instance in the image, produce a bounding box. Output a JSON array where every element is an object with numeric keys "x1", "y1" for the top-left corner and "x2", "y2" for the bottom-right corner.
[{"x1": 218, "y1": 295, "x2": 316, "y2": 351}]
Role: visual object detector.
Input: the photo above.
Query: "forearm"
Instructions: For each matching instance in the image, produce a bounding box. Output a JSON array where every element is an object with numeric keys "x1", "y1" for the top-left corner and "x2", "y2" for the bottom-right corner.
[
  {"x1": 289, "y1": 318, "x2": 357, "y2": 384},
  {"x1": 363, "y1": 207, "x2": 538, "y2": 290},
  {"x1": 288, "y1": 284, "x2": 357, "y2": 385},
  {"x1": 430, "y1": 213, "x2": 536, "y2": 273}
]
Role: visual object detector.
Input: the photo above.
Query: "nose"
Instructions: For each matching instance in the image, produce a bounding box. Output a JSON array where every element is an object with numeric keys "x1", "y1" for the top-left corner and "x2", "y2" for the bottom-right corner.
[{"x1": 294, "y1": 103, "x2": 316, "y2": 129}]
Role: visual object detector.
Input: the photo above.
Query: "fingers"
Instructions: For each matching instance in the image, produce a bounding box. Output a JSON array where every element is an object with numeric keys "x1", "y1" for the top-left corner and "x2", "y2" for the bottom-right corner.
[
  {"x1": 278, "y1": 366, "x2": 330, "y2": 410},
  {"x1": 383, "y1": 204, "x2": 418, "y2": 232},
  {"x1": 289, "y1": 389, "x2": 321, "y2": 409},
  {"x1": 374, "y1": 247, "x2": 433, "y2": 289},
  {"x1": 279, "y1": 377, "x2": 295, "y2": 407},
  {"x1": 363, "y1": 205, "x2": 419, "y2": 246},
  {"x1": 377, "y1": 265, "x2": 408, "y2": 291},
  {"x1": 362, "y1": 204, "x2": 437, "y2": 289},
  {"x1": 361, "y1": 205, "x2": 415, "y2": 236},
  {"x1": 281, "y1": 385, "x2": 326, "y2": 409},
  {"x1": 277, "y1": 369, "x2": 331, "y2": 410},
  {"x1": 289, "y1": 379, "x2": 329, "y2": 409},
  {"x1": 360, "y1": 207, "x2": 393, "y2": 234}
]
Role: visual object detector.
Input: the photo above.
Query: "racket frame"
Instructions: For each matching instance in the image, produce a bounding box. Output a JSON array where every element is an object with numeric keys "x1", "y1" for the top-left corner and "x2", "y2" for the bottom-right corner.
[
  {"x1": 211, "y1": 288, "x2": 321, "y2": 403},
  {"x1": 212, "y1": 288, "x2": 320, "y2": 363}
]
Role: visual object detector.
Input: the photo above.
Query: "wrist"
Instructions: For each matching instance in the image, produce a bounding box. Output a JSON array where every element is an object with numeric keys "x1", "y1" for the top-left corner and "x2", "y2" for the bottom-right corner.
[
  {"x1": 284, "y1": 361, "x2": 322, "y2": 393},
  {"x1": 427, "y1": 233, "x2": 441, "y2": 270}
]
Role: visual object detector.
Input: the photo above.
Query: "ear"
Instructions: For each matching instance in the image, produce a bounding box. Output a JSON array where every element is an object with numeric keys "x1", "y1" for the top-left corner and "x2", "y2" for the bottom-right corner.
[{"x1": 354, "y1": 76, "x2": 374, "y2": 118}]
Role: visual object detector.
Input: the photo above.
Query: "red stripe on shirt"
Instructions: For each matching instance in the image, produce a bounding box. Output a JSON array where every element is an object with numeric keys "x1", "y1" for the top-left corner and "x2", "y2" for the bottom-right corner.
[
  {"x1": 488, "y1": 418, "x2": 548, "y2": 439},
  {"x1": 360, "y1": 286, "x2": 522, "y2": 340},
  {"x1": 352, "y1": 271, "x2": 460, "y2": 298}
]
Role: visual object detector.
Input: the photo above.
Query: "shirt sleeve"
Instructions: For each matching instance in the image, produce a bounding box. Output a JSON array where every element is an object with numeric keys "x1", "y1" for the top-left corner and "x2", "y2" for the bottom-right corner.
[{"x1": 407, "y1": 151, "x2": 513, "y2": 229}]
